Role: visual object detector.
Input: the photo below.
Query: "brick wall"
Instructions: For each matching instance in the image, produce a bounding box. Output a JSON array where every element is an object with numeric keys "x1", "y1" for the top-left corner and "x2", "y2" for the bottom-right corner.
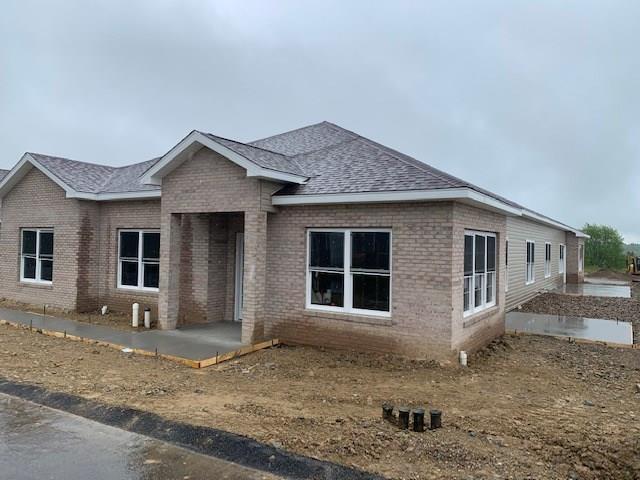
[
  {"x1": 0, "y1": 168, "x2": 82, "y2": 310},
  {"x1": 264, "y1": 202, "x2": 457, "y2": 359}
]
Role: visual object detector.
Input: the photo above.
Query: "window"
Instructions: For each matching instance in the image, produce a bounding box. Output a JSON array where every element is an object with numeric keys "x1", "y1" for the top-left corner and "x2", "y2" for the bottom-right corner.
[
  {"x1": 578, "y1": 244, "x2": 584, "y2": 272},
  {"x1": 21, "y1": 228, "x2": 54, "y2": 284},
  {"x1": 544, "y1": 242, "x2": 551, "y2": 278},
  {"x1": 505, "y1": 238, "x2": 509, "y2": 292},
  {"x1": 526, "y1": 240, "x2": 535, "y2": 284},
  {"x1": 118, "y1": 230, "x2": 160, "y2": 291},
  {"x1": 559, "y1": 244, "x2": 565, "y2": 274},
  {"x1": 307, "y1": 229, "x2": 391, "y2": 316},
  {"x1": 463, "y1": 231, "x2": 496, "y2": 316}
]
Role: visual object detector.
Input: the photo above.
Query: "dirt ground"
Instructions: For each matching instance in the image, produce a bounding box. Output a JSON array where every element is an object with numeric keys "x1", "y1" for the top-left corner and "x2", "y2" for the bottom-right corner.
[
  {"x1": 0, "y1": 298, "x2": 138, "y2": 331},
  {"x1": 0, "y1": 325, "x2": 638, "y2": 479},
  {"x1": 519, "y1": 272, "x2": 640, "y2": 343}
]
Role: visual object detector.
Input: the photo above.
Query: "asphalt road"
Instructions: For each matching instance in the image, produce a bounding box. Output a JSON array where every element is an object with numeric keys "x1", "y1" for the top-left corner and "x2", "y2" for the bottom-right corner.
[{"x1": 0, "y1": 393, "x2": 280, "y2": 480}]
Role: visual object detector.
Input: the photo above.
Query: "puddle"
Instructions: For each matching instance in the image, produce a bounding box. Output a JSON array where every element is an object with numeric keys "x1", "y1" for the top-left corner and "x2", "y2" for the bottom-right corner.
[
  {"x1": 553, "y1": 283, "x2": 631, "y2": 298},
  {"x1": 506, "y1": 311, "x2": 633, "y2": 345}
]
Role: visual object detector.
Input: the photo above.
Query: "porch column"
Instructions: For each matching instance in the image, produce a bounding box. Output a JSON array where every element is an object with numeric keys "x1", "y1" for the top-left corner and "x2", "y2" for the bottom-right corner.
[
  {"x1": 242, "y1": 211, "x2": 267, "y2": 344},
  {"x1": 158, "y1": 213, "x2": 182, "y2": 329},
  {"x1": 565, "y1": 232, "x2": 584, "y2": 284}
]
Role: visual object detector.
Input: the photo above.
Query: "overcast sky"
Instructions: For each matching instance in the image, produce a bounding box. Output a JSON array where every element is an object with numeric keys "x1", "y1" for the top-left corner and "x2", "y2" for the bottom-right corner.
[{"x1": 1, "y1": 1, "x2": 639, "y2": 240}]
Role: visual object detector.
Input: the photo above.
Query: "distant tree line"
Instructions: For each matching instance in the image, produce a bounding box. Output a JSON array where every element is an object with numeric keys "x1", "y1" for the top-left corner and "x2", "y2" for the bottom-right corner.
[{"x1": 582, "y1": 224, "x2": 626, "y2": 270}]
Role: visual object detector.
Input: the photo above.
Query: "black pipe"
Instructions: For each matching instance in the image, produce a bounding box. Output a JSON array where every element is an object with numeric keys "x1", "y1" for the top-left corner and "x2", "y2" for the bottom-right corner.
[
  {"x1": 430, "y1": 409, "x2": 442, "y2": 430},
  {"x1": 412, "y1": 408, "x2": 425, "y2": 432},
  {"x1": 382, "y1": 403, "x2": 394, "y2": 421},
  {"x1": 398, "y1": 407, "x2": 410, "y2": 429}
]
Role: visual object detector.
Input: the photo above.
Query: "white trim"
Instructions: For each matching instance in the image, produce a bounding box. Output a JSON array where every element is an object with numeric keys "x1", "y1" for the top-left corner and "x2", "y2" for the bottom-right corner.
[
  {"x1": 463, "y1": 230, "x2": 497, "y2": 318},
  {"x1": 234, "y1": 232, "x2": 244, "y2": 322},
  {"x1": 525, "y1": 240, "x2": 535, "y2": 285},
  {"x1": 140, "y1": 130, "x2": 308, "y2": 186},
  {"x1": 20, "y1": 228, "x2": 54, "y2": 285},
  {"x1": 306, "y1": 228, "x2": 392, "y2": 317},
  {"x1": 505, "y1": 237, "x2": 509, "y2": 293},
  {"x1": 544, "y1": 242, "x2": 552, "y2": 278},
  {"x1": 117, "y1": 229, "x2": 160, "y2": 292}
]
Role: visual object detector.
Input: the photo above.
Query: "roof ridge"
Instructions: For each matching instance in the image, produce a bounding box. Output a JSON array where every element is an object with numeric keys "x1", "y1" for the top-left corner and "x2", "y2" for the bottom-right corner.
[
  {"x1": 203, "y1": 132, "x2": 290, "y2": 157},
  {"x1": 247, "y1": 121, "x2": 330, "y2": 145}
]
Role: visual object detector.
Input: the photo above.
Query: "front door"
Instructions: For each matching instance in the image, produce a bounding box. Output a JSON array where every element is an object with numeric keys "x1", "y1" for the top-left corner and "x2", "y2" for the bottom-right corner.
[{"x1": 234, "y1": 232, "x2": 244, "y2": 322}]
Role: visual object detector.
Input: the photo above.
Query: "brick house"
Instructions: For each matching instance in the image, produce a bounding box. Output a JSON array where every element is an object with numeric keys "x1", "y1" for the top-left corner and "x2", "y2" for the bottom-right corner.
[{"x1": 0, "y1": 122, "x2": 586, "y2": 360}]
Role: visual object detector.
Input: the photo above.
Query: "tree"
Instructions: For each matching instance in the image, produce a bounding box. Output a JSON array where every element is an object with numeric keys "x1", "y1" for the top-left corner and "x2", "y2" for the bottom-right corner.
[{"x1": 582, "y1": 224, "x2": 626, "y2": 270}]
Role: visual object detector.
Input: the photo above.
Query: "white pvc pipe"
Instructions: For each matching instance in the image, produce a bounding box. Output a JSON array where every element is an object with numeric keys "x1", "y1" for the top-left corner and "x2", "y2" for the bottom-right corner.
[
  {"x1": 101, "y1": 305, "x2": 108, "y2": 315},
  {"x1": 132, "y1": 303, "x2": 139, "y2": 328},
  {"x1": 459, "y1": 350, "x2": 468, "y2": 367},
  {"x1": 144, "y1": 309, "x2": 151, "y2": 329}
]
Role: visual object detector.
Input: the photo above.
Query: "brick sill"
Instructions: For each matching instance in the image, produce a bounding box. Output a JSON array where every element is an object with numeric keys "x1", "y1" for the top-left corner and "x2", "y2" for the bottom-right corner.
[
  {"x1": 18, "y1": 282, "x2": 53, "y2": 290},
  {"x1": 304, "y1": 308, "x2": 393, "y2": 327},
  {"x1": 463, "y1": 306, "x2": 500, "y2": 328},
  {"x1": 115, "y1": 288, "x2": 159, "y2": 297}
]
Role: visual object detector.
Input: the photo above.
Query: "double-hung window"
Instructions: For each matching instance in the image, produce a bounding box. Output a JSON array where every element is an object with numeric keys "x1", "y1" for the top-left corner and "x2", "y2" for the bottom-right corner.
[
  {"x1": 463, "y1": 231, "x2": 496, "y2": 316},
  {"x1": 526, "y1": 240, "x2": 535, "y2": 284},
  {"x1": 21, "y1": 228, "x2": 54, "y2": 284},
  {"x1": 307, "y1": 229, "x2": 391, "y2": 316},
  {"x1": 544, "y1": 242, "x2": 551, "y2": 278},
  {"x1": 118, "y1": 230, "x2": 160, "y2": 291}
]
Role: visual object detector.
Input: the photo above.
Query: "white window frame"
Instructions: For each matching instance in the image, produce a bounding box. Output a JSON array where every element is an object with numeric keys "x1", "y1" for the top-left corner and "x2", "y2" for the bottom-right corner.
[
  {"x1": 463, "y1": 230, "x2": 497, "y2": 317},
  {"x1": 117, "y1": 229, "x2": 160, "y2": 292},
  {"x1": 559, "y1": 244, "x2": 565, "y2": 274},
  {"x1": 306, "y1": 228, "x2": 392, "y2": 318},
  {"x1": 544, "y1": 242, "x2": 552, "y2": 278},
  {"x1": 505, "y1": 237, "x2": 509, "y2": 293},
  {"x1": 20, "y1": 228, "x2": 53, "y2": 285},
  {"x1": 526, "y1": 240, "x2": 535, "y2": 285}
]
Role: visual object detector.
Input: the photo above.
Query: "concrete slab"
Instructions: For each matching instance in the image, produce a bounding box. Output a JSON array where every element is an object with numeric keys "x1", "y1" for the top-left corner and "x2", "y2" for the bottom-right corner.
[
  {"x1": 506, "y1": 311, "x2": 633, "y2": 345},
  {"x1": 552, "y1": 283, "x2": 631, "y2": 298},
  {"x1": 584, "y1": 277, "x2": 630, "y2": 286},
  {"x1": 0, "y1": 307, "x2": 244, "y2": 361}
]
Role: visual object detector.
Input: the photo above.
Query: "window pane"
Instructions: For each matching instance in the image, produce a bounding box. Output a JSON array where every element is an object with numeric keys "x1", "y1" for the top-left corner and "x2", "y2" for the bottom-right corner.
[
  {"x1": 463, "y1": 276, "x2": 471, "y2": 312},
  {"x1": 39, "y1": 232, "x2": 54, "y2": 257},
  {"x1": 475, "y1": 235, "x2": 485, "y2": 273},
  {"x1": 23, "y1": 257, "x2": 36, "y2": 279},
  {"x1": 121, "y1": 261, "x2": 138, "y2": 286},
  {"x1": 22, "y1": 230, "x2": 36, "y2": 255},
  {"x1": 120, "y1": 232, "x2": 139, "y2": 259},
  {"x1": 474, "y1": 273, "x2": 484, "y2": 306},
  {"x1": 352, "y1": 274, "x2": 390, "y2": 311},
  {"x1": 487, "y1": 236, "x2": 496, "y2": 272},
  {"x1": 351, "y1": 232, "x2": 390, "y2": 271},
  {"x1": 486, "y1": 271, "x2": 495, "y2": 303},
  {"x1": 143, "y1": 262, "x2": 159, "y2": 288},
  {"x1": 40, "y1": 259, "x2": 53, "y2": 282},
  {"x1": 309, "y1": 232, "x2": 344, "y2": 269},
  {"x1": 310, "y1": 271, "x2": 344, "y2": 307},
  {"x1": 464, "y1": 235, "x2": 474, "y2": 276},
  {"x1": 143, "y1": 232, "x2": 160, "y2": 261}
]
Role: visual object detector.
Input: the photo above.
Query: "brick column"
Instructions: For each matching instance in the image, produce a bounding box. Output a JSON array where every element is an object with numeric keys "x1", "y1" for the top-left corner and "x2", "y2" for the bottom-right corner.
[
  {"x1": 241, "y1": 211, "x2": 267, "y2": 344},
  {"x1": 565, "y1": 232, "x2": 584, "y2": 284},
  {"x1": 158, "y1": 213, "x2": 182, "y2": 329}
]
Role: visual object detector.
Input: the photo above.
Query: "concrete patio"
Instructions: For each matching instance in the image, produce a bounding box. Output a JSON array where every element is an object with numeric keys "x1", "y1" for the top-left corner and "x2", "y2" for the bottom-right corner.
[
  {"x1": 506, "y1": 311, "x2": 634, "y2": 346},
  {"x1": 0, "y1": 307, "x2": 277, "y2": 367},
  {"x1": 552, "y1": 283, "x2": 631, "y2": 298}
]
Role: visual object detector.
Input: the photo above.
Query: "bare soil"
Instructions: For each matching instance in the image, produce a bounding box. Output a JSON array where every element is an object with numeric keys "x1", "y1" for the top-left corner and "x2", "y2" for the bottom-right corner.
[
  {"x1": 0, "y1": 325, "x2": 638, "y2": 479},
  {"x1": 0, "y1": 298, "x2": 138, "y2": 331}
]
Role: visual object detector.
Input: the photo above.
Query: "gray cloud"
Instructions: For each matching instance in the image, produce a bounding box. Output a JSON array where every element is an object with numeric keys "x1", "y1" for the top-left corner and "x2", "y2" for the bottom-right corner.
[{"x1": 1, "y1": 0, "x2": 639, "y2": 239}]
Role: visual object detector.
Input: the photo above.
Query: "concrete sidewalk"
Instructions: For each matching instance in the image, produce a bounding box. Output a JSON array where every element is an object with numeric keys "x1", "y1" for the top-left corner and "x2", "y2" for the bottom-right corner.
[
  {"x1": 552, "y1": 283, "x2": 631, "y2": 298},
  {"x1": 0, "y1": 307, "x2": 246, "y2": 362}
]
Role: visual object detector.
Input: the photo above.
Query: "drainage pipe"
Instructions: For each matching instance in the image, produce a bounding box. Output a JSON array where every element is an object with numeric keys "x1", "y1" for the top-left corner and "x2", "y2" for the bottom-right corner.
[
  {"x1": 398, "y1": 407, "x2": 410, "y2": 429},
  {"x1": 132, "y1": 303, "x2": 139, "y2": 328},
  {"x1": 430, "y1": 409, "x2": 442, "y2": 429},
  {"x1": 412, "y1": 408, "x2": 425, "y2": 432},
  {"x1": 144, "y1": 308, "x2": 151, "y2": 329}
]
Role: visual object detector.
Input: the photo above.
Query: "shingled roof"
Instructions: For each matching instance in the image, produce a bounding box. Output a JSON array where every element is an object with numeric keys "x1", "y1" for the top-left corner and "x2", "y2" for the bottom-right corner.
[{"x1": 0, "y1": 121, "x2": 584, "y2": 235}]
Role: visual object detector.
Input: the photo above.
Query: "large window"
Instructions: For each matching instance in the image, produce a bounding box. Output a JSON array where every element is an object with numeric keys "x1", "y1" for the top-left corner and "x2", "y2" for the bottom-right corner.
[
  {"x1": 21, "y1": 228, "x2": 54, "y2": 284},
  {"x1": 463, "y1": 231, "x2": 496, "y2": 316},
  {"x1": 526, "y1": 240, "x2": 535, "y2": 284},
  {"x1": 118, "y1": 230, "x2": 160, "y2": 291},
  {"x1": 307, "y1": 229, "x2": 391, "y2": 316},
  {"x1": 544, "y1": 242, "x2": 551, "y2": 278}
]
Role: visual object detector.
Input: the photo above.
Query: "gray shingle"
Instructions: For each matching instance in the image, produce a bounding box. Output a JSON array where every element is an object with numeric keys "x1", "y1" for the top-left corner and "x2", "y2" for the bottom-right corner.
[{"x1": 0, "y1": 169, "x2": 10, "y2": 182}]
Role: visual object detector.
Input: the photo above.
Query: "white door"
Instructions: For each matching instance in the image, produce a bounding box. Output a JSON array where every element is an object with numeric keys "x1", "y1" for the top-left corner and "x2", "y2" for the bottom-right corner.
[
  {"x1": 559, "y1": 244, "x2": 566, "y2": 284},
  {"x1": 234, "y1": 232, "x2": 244, "y2": 322}
]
